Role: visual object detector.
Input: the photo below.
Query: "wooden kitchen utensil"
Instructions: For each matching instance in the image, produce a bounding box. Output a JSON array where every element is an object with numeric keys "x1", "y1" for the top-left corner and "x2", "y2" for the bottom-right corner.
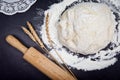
[{"x1": 6, "y1": 35, "x2": 76, "y2": 80}]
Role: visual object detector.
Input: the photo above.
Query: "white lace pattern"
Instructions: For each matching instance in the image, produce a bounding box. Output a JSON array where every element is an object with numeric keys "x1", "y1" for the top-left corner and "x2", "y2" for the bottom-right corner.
[{"x1": 0, "y1": 0, "x2": 37, "y2": 15}]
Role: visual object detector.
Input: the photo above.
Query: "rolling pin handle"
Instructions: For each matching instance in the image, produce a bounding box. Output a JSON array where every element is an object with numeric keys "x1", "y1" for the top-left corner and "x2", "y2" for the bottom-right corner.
[{"x1": 6, "y1": 35, "x2": 28, "y2": 54}]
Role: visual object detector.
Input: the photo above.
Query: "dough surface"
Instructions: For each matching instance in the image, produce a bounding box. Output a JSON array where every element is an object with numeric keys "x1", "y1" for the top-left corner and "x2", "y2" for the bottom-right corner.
[{"x1": 57, "y1": 3, "x2": 115, "y2": 54}]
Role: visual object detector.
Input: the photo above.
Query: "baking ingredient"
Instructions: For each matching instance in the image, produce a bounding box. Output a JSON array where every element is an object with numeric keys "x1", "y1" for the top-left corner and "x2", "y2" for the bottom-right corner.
[
  {"x1": 57, "y1": 3, "x2": 115, "y2": 54},
  {"x1": 40, "y1": 0, "x2": 120, "y2": 71}
]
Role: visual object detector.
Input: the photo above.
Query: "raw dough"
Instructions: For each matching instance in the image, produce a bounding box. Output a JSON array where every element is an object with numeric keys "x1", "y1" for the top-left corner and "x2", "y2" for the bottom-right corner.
[{"x1": 56, "y1": 3, "x2": 115, "y2": 54}]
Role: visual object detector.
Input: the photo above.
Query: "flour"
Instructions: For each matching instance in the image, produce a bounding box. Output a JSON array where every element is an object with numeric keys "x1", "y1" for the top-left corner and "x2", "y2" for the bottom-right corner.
[{"x1": 40, "y1": 0, "x2": 120, "y2": 71}]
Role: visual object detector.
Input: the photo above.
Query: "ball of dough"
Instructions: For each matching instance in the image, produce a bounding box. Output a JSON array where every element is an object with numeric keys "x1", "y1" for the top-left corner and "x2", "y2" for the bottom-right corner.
[{"x1": 57, "y1": 3, "x2": 115, "y2": 54}]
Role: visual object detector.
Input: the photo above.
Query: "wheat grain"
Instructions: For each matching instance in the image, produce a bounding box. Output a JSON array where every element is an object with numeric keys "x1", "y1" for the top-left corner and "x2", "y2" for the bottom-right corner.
[
  {"x1": 45, "y1": 13, "x2": 77, "y2": 80},
  {"x1": 21, "y1": 26, "x2": 37, "y2": 42},
  {"x1": 27, "y1": 21, "x2": 44, "y2": 48}
]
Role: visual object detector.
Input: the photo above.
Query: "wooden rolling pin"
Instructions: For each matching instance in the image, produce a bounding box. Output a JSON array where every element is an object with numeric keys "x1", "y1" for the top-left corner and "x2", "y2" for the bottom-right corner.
[{"x1": 6, "y1": 35, "x2": 76, "y2": 80}]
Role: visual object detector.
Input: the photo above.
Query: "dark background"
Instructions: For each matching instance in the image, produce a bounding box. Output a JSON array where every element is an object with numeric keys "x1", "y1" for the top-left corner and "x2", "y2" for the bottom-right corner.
[{"x1": 0, "y1": 0, "x2": 120, "y2": 80}]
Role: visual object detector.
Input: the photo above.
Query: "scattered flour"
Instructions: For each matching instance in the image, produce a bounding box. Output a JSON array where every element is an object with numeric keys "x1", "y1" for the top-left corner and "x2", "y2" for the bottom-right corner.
[{"x1": 40, "y1": 0, "x2": 120, "y2": 71}]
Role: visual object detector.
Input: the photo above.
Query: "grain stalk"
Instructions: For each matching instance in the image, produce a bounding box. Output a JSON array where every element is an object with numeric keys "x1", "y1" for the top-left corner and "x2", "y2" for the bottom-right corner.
[
  {"x1": 45, "y1": 13, "x2": 77, "y2": 80},
  {"x1": 21, "y1": 26, "x2": 37, "y2": 42},
  {"x1": 22, "y1": 21, "x2": 73, "y2": 76}
]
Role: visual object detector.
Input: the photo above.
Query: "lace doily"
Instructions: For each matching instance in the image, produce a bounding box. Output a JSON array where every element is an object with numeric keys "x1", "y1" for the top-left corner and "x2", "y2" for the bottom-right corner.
[{"x1": 0, "y1": 0, "x2": 37, "y2": 15}]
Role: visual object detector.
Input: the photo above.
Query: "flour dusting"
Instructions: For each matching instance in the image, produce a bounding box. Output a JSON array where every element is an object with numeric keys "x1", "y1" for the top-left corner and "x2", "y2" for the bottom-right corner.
[{"x1": 39, "y1": 0, "x2": 120, "y2": 71}]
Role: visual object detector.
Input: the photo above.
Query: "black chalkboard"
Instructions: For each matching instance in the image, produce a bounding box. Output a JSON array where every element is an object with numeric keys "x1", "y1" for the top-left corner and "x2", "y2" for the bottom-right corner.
[{"x1": 0, "y1": 0, "x2": 120, "y2": 80}]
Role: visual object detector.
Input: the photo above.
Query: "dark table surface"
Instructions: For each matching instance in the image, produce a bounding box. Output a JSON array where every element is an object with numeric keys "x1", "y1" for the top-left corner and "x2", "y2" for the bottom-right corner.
[{"x1": 0, "y1": 0, "x2": 120, "y2": 80}]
